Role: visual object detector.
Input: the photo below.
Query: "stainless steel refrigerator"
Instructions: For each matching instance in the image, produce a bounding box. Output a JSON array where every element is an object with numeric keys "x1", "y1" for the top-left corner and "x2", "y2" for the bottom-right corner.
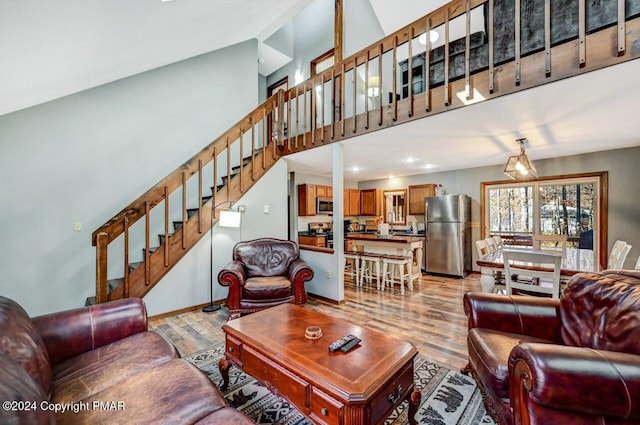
[{"x1": 425, "y1": 194, "x2": 471, "y2": 277}]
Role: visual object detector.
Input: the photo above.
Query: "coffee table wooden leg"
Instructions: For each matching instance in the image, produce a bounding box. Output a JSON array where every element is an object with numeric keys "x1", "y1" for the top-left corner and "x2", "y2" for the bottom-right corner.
[
  {"x1": 218, "y1": 357, "x2": 230, "y2": 391},
  {"x1": 408, "y1": 389, "x2": 421, "y2": 425}
]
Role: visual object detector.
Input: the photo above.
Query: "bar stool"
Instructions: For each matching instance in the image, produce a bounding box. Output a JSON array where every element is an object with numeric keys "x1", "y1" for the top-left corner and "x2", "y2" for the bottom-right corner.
[
  {"x1": 344, "y1": 251, "x2": 360, "y2": 285},
  {"x1": 359, "y1": 252, "x2": 383, "y2": 289},
  {"x1": 381, "y1": 254, "x2": 413, "y2": 294}
]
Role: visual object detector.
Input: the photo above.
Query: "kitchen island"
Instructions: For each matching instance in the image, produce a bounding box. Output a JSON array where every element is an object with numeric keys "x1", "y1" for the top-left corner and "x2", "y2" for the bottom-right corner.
[{"x1": 345, "y1": 233, "x2": 424, "y2": 282}]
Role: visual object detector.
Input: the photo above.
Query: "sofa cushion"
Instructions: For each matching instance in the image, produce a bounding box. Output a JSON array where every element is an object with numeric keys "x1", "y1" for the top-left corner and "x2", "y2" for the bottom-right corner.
[
  {"x1": 0, "y1": 296, "x2": 52, "y2": 398},
  {"x1": 234, "y1": 238, "x2": 298, "y2": 277},
  {"x1": 57, "y1": 359, "x2": 228, "y2": 425},
  {"x1": 468, "y1": 328, "x2": 552, "y2": 398},
  {"x1": 52, "y1": 331, "x2": 178, "y2": 403},
  {"x1": 561, "y1": 271, "x2": 640, "y2": 354},
  {"x1": 0, "y1": 351, "x2": 55, "y2": 425},
  {"x1": 243, "y1": 276, "x2": 292, "y2": 300}
]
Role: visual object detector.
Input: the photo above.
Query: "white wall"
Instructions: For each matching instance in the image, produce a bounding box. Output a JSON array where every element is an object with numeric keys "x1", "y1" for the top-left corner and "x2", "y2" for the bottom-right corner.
[
  {"x1": 0, "y1": 40, "x2": 259, "y2": 316},
  {"x1": 292, "y1": 145, "x2": 346, "y2": 302},
  {"x1": 144, "y1": 160, "x2": 289, "y2": 316}
]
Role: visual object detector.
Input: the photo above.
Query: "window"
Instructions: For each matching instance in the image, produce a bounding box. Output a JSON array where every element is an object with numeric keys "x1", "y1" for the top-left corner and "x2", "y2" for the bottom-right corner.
[
  {"x1": 481, "y1": 172, "x2": 607, "y2": 269},
  {"x1": 310, "y1": 49, "x2": 335, "y2": 76}
]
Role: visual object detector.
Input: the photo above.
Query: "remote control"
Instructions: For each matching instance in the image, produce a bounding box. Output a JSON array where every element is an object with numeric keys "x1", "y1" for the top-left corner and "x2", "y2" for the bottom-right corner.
[
  {"x1": 329, "y1": 334, "x2": 357, "y2": 352},
  {"x1": 339, "y1": 337, "x2": 361, "y2": 352}
]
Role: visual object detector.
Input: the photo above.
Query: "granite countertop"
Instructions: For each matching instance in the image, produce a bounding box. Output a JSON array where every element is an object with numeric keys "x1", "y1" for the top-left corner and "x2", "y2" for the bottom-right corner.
[
  {"x1": 298, "y1": 232, "x2": 327, "y2": 237},
  {"x1": 345, "y1": 233, "x2": 424, "y2": 243}
]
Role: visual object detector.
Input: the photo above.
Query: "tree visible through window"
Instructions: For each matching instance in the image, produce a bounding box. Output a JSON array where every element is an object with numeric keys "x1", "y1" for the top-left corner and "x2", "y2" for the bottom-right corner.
[
  {"x1": 488, "y1": 186, "x2": 533, "y2": 234},
  {"x1": 481, "y1": 172, "x2": 607, "y2": 268}
]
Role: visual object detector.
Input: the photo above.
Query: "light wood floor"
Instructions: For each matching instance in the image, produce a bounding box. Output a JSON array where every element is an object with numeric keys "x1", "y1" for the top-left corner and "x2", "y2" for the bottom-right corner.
[{"x1": 149, "y1": 273, "x2": 482, "y2": 371}]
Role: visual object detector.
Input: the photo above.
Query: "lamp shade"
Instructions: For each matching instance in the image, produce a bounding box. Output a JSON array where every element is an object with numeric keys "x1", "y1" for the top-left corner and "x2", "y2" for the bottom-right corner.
[
  {"x1": 219, "y1": 209, "x2": 241, "y2": 228},
  {"x1": 504, "y1": 138, "x2": 538, "y2": 180}
]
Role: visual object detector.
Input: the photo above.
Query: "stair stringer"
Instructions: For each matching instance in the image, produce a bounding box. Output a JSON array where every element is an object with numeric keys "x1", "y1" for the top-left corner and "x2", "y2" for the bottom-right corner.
[
  {"x1": 140, "y1": 159, "x2": 290, "y2": 316},
  {"x1": 107, "y1": 148, "x2": 280, "y2": 302}
]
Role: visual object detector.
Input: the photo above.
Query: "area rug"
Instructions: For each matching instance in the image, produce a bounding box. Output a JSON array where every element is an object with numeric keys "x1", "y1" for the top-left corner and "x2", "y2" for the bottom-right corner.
[{"x1": 185, "y1": 344, "x2": 495, "y2": 425}]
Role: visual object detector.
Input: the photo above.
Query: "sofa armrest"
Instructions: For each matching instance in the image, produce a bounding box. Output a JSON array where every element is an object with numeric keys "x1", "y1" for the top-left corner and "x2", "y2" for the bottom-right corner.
[
  {"x1": 218, "y1": 261, "x2": 246, "y2": 311},
  {"x1": 510, "y1": 343, "x2": 640, "y2": 421},
  {"x1": 288, "y1": 258, "x2": 314, "y2": 304},
  {"x1": 32, "y1": 298, "x2": 148, "y2": 365},
  {"x1": 463, "y1": 292, "x2": 563, "y2": 342}
]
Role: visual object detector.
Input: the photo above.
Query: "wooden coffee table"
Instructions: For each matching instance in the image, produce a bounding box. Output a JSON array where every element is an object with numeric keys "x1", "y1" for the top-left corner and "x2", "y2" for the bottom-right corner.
[{"x1": 219, "y1": 304, "x2": 420, "y2": 425}]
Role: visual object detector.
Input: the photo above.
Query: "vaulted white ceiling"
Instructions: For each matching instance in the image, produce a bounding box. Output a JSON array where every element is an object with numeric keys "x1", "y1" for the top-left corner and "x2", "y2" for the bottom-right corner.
[{"x1": 0, "y1": 0, "x2": 311, "y2": 116}]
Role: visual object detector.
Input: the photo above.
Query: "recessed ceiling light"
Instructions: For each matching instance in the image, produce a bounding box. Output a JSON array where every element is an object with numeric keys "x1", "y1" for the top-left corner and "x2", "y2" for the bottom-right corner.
[
  {"x1": 406, "y1": 157, "x2": 415, "y2": 163},
  {"x1": 351, "y1": 166, "x2": 360, "y2": 172},
  {"x1": 424, "y1": 164, "x2": 435, "y2": 169}
]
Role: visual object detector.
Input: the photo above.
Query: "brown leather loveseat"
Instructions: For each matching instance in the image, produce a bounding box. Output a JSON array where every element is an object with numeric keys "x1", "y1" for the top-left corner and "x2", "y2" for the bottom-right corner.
[
  {"x1": 464, "y1": 270, "x2": 640, "y2": 425},
  {"x1": 218, "y1": 237, "x2": 314, "y2": 320},
  {"x1": 0, "y1": 296, "x2": 253, "y2": 425}
]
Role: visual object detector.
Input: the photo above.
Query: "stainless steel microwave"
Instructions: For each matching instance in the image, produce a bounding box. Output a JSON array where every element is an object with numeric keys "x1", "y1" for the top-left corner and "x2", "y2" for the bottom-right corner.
[{"x1": 316, "y1": 197, "x2": 333, "y2": 214}]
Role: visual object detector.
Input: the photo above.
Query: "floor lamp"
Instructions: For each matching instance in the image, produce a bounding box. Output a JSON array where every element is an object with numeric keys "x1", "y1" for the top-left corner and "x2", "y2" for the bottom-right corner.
[{"x1": 203, "y1": 201, "x2": 243, "y2": 313}]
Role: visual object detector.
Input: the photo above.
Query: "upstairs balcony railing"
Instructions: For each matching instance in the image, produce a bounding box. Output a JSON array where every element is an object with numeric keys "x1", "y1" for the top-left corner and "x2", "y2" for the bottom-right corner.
[
  {"x1": 275, "y1": 0, "x2": 638, "y2": 155},
  {"x1": 92, "y1": 0, "x2": 639, "y2": 304}
]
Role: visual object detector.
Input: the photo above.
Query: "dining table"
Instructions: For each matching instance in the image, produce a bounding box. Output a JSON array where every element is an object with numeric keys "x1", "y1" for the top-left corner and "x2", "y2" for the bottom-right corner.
[{"x1": 476, "y1": 246, "x2": 597, "y2": 293}]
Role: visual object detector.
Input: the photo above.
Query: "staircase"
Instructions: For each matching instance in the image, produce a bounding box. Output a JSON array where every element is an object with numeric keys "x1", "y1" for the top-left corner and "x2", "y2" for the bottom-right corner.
[
  {"x1": 91, "y1": 99, "x2": 283, "y2": 304},
  {"x1": 91, "y1": 0, "x2": 640, "y2": 304}
]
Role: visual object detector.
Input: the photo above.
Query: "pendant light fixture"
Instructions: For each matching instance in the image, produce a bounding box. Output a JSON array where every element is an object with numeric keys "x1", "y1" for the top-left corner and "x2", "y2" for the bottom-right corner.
[{"x1": 504, "y1": 138, "x2": 538, "y2": 180}]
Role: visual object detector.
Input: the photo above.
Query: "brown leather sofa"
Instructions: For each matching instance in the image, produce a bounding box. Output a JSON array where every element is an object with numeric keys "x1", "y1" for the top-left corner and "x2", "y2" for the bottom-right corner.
[
  {"x1": 218, "y1": 237, "x2": 314, "y2": 320},
  {"x1": 0, "y1": 296, "x2": 254, "y2": 425},
  {"x1": 464, "y1": 270, "x2": 640, "y2": 425}
]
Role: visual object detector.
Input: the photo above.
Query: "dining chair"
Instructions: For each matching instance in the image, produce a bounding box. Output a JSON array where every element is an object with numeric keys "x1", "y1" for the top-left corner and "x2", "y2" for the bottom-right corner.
[
  {"x1": 503, "y1": 250, "x2": 563, "y2": 299},
  {"x1": 609, "y1": 243, "x2": 632, "y2": 269},
  {"x1": 532, "y1": 234, "x2": 567, "y2": 257},
  {"x1": 492, "y1": 235, "x2": 504, "y2": 249},
  {"x1": 475, "y1": 239, "x2": 490, "y2": 259},
  {"x1": 608, "y1": 240, "x2": 629, "y2": 268},
  {"x1": 635, "y1": 255, "x2": 640, "y2": 270},
  {"x1": 485, "y1": 237, "x2": 498, "y2": 254}
]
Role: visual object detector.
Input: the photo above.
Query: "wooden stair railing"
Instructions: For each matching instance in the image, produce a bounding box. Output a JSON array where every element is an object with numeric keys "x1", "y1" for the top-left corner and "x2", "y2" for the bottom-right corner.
[
  {"x1": 277, "y1": 0, "x2": 639, "y2": 157},
  {"x1": 92, "y1": 94, "x2": 286, "y2": 304},
  {"x1": 93, "y1": 0, "x2": 639, "y2": 304}
]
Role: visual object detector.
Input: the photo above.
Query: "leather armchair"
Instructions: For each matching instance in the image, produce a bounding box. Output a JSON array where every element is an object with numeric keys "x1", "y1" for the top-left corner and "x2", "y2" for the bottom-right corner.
[
  {"x1": 464, "y1": 270, "x2": 640, "y2": 425},
  {"x1": 218, "y1": 237, "x2": 314, "y2": 320}
]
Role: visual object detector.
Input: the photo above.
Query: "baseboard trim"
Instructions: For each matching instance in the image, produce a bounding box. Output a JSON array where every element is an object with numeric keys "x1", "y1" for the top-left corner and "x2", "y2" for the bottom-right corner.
[
  {"x1": 149, "y1": 300, "x2": 224, "y2": 320},
  {"x1": 308, "y1": 293, "x2": 345, "y2": 306}
]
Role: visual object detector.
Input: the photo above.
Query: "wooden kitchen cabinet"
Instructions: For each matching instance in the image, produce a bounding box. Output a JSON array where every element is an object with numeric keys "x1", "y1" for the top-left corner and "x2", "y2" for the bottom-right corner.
[
  {"x1": 408, "y1": 184, "x2": 437, "y2": 215},
  {"x1": 316, "y1": 185, "x2": 329, "y2": 198},
  {"x1": 299, "y1": 235, "x2": 326, "y2": 247},
  {"x1": 344, "y1": 189, "x2": 360, "y2": 216},
  {"x1": 360, "y1": 189, "x2": 381, "y2": 216},
  {"x1": 298, "y1": 184, "x2": 316, "y2": 216}
]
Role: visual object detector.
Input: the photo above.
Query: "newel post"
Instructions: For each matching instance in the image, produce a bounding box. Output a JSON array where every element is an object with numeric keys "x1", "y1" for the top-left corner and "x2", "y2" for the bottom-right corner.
[{"x1": 95, "y1": 232, "x2": 109, "y2": 304}]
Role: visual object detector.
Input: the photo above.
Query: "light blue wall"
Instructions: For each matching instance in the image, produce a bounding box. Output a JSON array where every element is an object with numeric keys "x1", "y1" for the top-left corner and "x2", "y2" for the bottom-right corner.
[
  {"x1": 144, "y1": 160, "x2": 289, "y2": 316},
  {"x1": 266, "y1": 0, "x2": 334, "y2": 88},
  {"x1": 0, "y1": 40, "x2": 259, "y2": 316},
  {"x1": 266, "y1": 0, "x2": 385, "y2": 88},
  {"x1": 343, "y1": 0, "x2": 385, "y2": 57}
]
